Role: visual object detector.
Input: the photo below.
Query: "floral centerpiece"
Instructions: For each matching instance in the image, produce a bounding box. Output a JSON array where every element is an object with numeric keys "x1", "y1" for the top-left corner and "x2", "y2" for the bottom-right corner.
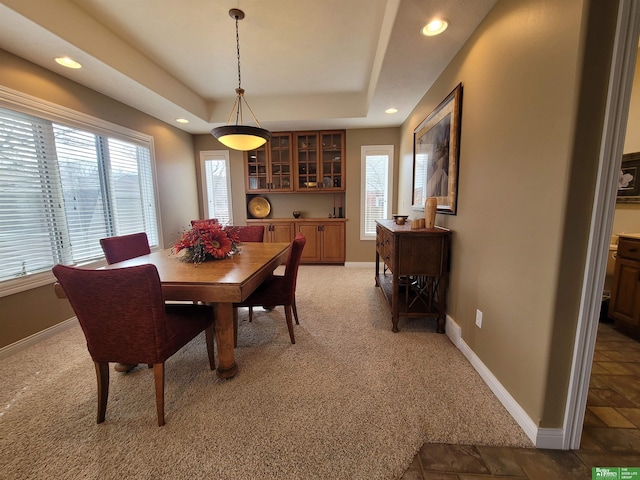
[{"x1": 173, "y1": 221, "x2": 240, "y2": 264}]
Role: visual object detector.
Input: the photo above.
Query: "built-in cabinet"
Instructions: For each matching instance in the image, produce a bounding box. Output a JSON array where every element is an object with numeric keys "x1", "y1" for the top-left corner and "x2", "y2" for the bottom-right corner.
[
  {"x1": 244, "y1": 133, "x2": 293, "y2": 192},
  {"x1": 609, "y1": 235, "x2": 640, "y2": 340},
  {"x1": 260, "y1": 220, "x2": 296, "y2": 243},
  {"x1": 297, "y1": 220, "x2": 345, "y2": 263},
  {"x1": 244, "y1": 130, "x2": 344, "y2": 193},
  {"x1": 294, "y1": 131, "x2": 344, "y2": 191},
  {"x1": 247, "y1": 218, "x2": 345, "y2": 264},
  {"x1": 375, "y1": 220, "x2": 451, "y2": 333}
]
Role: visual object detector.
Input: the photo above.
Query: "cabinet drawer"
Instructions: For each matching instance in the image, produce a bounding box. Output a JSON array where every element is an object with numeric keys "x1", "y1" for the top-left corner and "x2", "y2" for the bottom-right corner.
[{"x1": 618, "y1": 238, "x2": 640, "y2": 261}]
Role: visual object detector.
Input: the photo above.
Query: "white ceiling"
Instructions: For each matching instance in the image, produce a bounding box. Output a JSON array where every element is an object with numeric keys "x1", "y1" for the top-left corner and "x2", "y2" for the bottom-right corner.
[{"x1": 0, "y1": 0, "x2": 496, "y2": 134}]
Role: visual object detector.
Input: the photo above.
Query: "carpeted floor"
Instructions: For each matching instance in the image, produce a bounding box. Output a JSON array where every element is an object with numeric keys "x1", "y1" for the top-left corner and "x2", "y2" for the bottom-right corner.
[{"x1": 0, "y1": 265, "x2": 532, "y2": 479}]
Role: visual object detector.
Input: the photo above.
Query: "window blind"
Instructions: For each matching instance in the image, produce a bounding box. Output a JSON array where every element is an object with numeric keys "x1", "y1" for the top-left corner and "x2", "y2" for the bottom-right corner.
[
  {"x1": 0, "y1": 105, "x2": 159, "y2": 285},
  {"x1": 360, "y1": 146, "x2": 393, "y2": 240},
  {"x1": 202, "y1": 153, "x2": 232, "y2": 225},
  {"x1": 364, "y1": 154, "x2": 389, "y2": 236}
]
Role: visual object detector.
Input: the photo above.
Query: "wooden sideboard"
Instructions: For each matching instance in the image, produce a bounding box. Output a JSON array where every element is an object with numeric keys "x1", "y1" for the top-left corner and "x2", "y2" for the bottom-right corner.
[{"x1": 375, "y1": 220, "x2": 451, "y2": 333}]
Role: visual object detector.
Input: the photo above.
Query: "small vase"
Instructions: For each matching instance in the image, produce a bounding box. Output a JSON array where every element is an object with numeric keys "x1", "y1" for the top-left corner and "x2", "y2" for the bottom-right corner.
[
  {"x1": 292, "y1": 211, "x2": 301, "y2": 218},
  {"x1": 425, "y1": 197, "x2": 437, "y2": 228}
]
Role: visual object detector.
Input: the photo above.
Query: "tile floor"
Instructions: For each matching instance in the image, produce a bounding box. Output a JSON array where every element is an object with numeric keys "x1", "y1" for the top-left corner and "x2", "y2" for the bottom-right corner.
[{"x1": 400, "y1": 321, "x2": 640, "y2": 479}]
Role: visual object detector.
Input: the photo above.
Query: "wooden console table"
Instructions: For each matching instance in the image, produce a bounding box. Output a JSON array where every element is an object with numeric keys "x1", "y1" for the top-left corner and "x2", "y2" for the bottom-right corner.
[{"x1": 375, "y1": 220, "x2": 451, "y2": 333}]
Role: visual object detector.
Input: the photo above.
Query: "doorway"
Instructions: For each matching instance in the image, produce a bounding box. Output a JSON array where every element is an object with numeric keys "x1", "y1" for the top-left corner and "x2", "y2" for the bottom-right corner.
[{"x1": 564, "y1": 1, "x2": 640, "y2": 450}]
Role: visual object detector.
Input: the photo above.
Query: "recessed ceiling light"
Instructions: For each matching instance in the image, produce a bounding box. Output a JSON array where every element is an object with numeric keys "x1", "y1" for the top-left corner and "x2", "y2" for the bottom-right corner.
[
  {"x1": 385, "y1": 107, "x2": 398, "y2": 114},
  {"x1": 422, "y1": 18, "x2": 449, "y2": 36},
  {"x1": 175, "y1": 118, "x2": 190, "y2": 124},
  {"x1": 54, "y1": 56, "x2": 82, "y2": 69}
]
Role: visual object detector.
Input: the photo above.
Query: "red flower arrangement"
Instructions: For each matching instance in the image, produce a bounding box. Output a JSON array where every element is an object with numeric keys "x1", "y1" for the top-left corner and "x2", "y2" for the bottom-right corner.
[{"x1": 173, "y1": 222, "x2": 240, "y2": 264}]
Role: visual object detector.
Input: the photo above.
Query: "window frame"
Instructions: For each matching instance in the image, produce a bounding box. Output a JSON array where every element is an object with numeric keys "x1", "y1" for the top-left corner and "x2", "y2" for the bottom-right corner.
[
  {"x1": 199, "y1": 150, "x2": 233, "y2": 225},
  {"x1": 360, "y1": 145, "x2": 394, "y2": 240},
  {"x1": 0, "y1": 85, "x2": 161, "y2": 297}
]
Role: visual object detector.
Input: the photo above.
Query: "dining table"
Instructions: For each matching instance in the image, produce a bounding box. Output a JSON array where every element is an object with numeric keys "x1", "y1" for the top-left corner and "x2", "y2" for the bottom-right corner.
[{"x1": 55, "y1": 242, "x2": 291, "y2": 379}]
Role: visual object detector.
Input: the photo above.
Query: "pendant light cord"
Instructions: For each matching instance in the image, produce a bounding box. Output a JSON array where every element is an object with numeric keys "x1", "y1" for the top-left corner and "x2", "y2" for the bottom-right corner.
[
  {"x1": 235, "y1": 14, "x2": 242, "y2": 91},
  {"x1": 225, "y1": 9, "x2": 264, "y2": 128}
]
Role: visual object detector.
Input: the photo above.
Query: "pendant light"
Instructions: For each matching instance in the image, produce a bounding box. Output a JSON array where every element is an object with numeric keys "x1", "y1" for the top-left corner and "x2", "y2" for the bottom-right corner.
[{"x1": 211, "y1": 9, "x2": 271, "y2": 151}]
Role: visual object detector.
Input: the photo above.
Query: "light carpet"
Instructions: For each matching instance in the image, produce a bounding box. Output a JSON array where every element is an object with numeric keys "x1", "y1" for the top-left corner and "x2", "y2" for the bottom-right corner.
[{"x1": 0, "y1": 265, "x2": 532, "y2": 479}]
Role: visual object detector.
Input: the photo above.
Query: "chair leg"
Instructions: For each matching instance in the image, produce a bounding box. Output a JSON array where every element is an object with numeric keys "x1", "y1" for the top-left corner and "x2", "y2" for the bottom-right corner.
[
  {"x1": 94, "y1": 361, "x2": 109, "y2": 424},
  {"x1": 284, "y1": 304, "x2": 296, "y2": 344},
  {"x1": 153, "y1": 363, "x2": 165, "y2": 427},
  {"x1": 205, "y1": 324, "x2": 216, "y2": 370},
  {"x1": 292, "y1": 297, "x2": 300, "y2": 325}
]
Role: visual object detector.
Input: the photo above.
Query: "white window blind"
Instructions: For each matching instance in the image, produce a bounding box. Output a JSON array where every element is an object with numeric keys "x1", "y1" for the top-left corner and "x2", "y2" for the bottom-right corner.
[
  {"x1": 0, "y1": 104, "x2": 159, "y2": 288},
  {"x1": 200, "y1": 151, "x2": 232, "y2": 225},
  {"x1": 360, "y1": 145, "x2": 393, "y2": 240}
]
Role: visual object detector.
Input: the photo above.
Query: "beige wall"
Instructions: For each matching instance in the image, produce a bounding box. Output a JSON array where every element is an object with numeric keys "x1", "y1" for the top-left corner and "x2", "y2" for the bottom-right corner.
[
  {"x1": 0, "y1": 49, "x2": 200, "y2": 348},
  {"x1": 345, "y1": 128, "x2": 401, "y2": 262},
  {"x1": 396, "y1": 0, "x2": 617, "y2": 427}
]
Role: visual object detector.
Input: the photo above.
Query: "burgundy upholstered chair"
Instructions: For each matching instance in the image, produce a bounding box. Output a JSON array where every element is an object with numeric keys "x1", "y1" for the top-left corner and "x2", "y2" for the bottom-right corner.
[
  {"x1": 228, "y1": 225, "x2": 265, "y2": 243},
  {"x1": 190, "y1": 218, "x2": 219, "y2": 228},
  {"x1": 99, "y1": 232, "x2": 151, "y2": 264},
  {"x1": 52, "y1": 263, "x2": 215, "y2": 426},
  {"x1": 233, "y1": 233, "x2": 306, "y2": 346}
]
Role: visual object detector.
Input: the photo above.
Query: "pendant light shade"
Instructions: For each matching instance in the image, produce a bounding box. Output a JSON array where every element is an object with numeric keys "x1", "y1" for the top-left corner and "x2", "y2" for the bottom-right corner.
[
  {"x1": 212, "y1": 125, "x2": 271, "y2": 150},
  {"x1": 211, "y1": 9, "x2": 271, "y2": 151}
]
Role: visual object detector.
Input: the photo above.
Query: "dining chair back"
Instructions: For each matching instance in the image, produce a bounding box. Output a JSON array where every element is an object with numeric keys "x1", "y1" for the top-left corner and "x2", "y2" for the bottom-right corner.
[
  {"x1": 229, "y1": 225, "x2": 265, "y2": 243},
  {"x1": 233, "y1": 233, "x2": 306, "y2": 345},
  {"x1": 190, "y1": 218, "x2": 219, "y2": 228},
  {"x1": 52, "y1": 263, "x2": 215, "y2": 426},
  {"x1": 99, "y1": 232, "x2": 151, "y2": 264}
]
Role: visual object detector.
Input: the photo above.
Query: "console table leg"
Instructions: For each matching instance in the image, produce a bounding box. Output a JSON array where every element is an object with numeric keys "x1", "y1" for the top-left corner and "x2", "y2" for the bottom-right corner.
[{"x1": 392, "y1": 316, "x2": 399, "y2": 333}]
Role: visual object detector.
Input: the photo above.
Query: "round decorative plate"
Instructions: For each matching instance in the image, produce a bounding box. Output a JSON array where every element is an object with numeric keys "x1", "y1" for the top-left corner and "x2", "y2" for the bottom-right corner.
[{"x1": 248, "y1": 196, "x2": 271, "y2": 218}]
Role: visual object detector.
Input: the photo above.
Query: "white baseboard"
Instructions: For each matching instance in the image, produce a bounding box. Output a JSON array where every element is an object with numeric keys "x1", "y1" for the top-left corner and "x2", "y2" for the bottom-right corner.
[
  {"x1": 535, "y1": 428, "x2": 566, "y2": 449},
  {"x1": 445, "y1": 315, "x2": 564, "y2": 448},
  {"x1": 0, "y1": 317, "x2": 78, "y2": 360}
]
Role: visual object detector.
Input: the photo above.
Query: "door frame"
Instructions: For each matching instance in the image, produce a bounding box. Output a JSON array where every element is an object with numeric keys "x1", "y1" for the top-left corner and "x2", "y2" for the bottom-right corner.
[{"x1": 563, "y1": 0, "x2": 640, "y2": 450}]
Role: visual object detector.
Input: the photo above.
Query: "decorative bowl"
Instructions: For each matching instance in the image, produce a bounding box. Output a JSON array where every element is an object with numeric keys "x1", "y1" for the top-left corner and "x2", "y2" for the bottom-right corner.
[
  {"x1": 392, "y1": 214, "x2": 409, "y2": 225},
  {"x1": 248, "y1": 196, "x2": 271, "y2": 218}
]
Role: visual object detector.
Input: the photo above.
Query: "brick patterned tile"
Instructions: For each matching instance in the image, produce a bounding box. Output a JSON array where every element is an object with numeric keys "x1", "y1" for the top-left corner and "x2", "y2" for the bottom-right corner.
[
  {"x1": 419, "y1": 444, "x2": 489, "y2": 475},
  {"x1": 589, "y1": 406, "x2": 637, "y2": 428},
  {"x1": 616, "y1": 408, "x2": 640, "y2": 427}
]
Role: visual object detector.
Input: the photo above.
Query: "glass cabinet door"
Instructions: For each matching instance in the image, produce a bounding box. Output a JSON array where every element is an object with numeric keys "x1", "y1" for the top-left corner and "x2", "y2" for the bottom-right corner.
[
  {"x1": 321, "y1": 131, "x2": 343, "y2": 190},
  {"x1": 245, "y1": 144, "x2": 269, "y2": 191},
  {"x1": 269, "y1": 133, "x2": 293, "y2": 191},
  {"x1": 295, "y1": 132, "x2": 319, "y2": 190}
]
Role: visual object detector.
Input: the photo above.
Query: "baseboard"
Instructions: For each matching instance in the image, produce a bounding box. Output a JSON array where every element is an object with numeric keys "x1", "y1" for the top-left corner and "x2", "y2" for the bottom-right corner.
[
  {"x1": 0, "y1": 316, "x2": 78, "y2": 360},
  {"x1": 445, "y1": 315, "x2": 554, "y2": 448},
  {"x1": 535, "y1": 428, "x2": 566, "y2": 449}
]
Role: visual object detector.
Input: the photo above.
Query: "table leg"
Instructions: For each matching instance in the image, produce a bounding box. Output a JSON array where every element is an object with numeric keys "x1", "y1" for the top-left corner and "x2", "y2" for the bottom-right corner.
[{"x1": 214, "y1": 302, "x2": 238, "y2": 379}]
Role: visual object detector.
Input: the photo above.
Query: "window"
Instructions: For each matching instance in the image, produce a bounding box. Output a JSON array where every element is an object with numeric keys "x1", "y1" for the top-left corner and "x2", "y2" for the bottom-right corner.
[
  {"x1": 200, "y1": 150, "x2": 232, "y2": 225},
  {"x1": 0, "y1": 91, "x2": 159, "y2": 296},
  {"x1": 360, "y1": 145, "x2": 393, "y2": 240}
]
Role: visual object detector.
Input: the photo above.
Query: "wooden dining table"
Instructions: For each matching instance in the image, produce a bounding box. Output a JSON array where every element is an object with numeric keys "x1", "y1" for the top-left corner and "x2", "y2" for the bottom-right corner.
[{"x1": 55, "y1": 242, "x2": 291, "y2": 379}]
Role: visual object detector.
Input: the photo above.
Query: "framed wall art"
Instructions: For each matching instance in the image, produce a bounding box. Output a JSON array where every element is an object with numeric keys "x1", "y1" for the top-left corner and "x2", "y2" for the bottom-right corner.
[
  {"x1": 617, "y1": 152, "x2": 640, "y2": 203},
  {"x1": 412, "y1": 83, "x2": 463, "y2": 215}
]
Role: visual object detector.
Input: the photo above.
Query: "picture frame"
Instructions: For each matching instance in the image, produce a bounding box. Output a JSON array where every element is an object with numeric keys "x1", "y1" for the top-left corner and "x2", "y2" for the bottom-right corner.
[
  {"x1": 412, "y1": 83, "x2": 463, "y2": 215},
  {"x1": 617, "y1": 152, "x2": 640, "y2": 203}
]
